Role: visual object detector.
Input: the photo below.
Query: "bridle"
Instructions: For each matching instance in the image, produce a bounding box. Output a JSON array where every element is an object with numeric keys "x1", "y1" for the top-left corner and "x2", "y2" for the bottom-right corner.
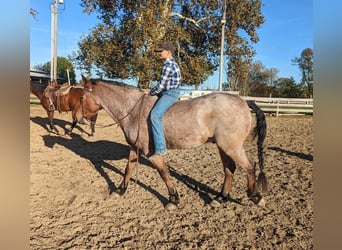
[{"x1": 81, "y1": 86, "x2": 146, "y2": 134}]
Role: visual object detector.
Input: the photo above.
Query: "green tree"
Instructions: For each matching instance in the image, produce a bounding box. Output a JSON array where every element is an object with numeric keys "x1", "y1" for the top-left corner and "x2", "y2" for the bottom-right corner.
[
  {"x1": 274, "y1": 77, "x2": 303, "y2": 98},
  {"x1": 292, "y1": 48, "x2": 313, "y2": 98},
  {"x1": 34, "y1": 57, "x2": 77, "y2": 85},
  {"x1": 248, "y1": 82, "x2": 270, "y2": 97},
  {"x1": 77, "y1": 0, "x2": 264, "y2": 88}
]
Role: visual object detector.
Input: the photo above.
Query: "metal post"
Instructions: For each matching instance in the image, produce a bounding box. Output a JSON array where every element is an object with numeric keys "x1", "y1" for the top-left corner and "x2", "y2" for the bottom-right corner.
[
  {"x1": 50, "y1": 0, "x2": 58, "y2": 82},
  {"x1": 219, "y1": 0, "x2": 226, "y2": 91},
  {"x1": 66, "y1": 68, "x2": 70, "y2": 85}
]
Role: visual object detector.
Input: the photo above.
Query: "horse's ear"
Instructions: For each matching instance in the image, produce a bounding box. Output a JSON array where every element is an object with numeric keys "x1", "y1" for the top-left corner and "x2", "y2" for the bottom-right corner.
[{"x1": 82, "y1": 75, "x2": 92, "y2": 89}]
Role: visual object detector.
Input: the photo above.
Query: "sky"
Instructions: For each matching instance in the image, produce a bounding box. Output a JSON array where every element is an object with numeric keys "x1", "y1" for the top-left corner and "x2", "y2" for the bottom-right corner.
[{"x1": 30, "y1": 0, "x2": 313, "y2": 89}]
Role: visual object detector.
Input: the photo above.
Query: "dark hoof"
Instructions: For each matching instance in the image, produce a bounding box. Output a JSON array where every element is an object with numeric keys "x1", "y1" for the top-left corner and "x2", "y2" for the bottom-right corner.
[
  {"x1": 114, "y1": 186, "x2": 127, "y2": 196},
  {"x1": 210, "y1": 195, "x2": 230, "y2": 208},
  {"x1": 169, "y1": 190, "x2": 180, "y2": 205}
]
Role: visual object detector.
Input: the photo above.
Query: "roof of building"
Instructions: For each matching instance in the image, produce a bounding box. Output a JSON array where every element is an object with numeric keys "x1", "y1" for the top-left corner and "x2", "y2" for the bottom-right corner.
[{"x1": 30, "y1": 69, "x2": 64, "y2": 81}]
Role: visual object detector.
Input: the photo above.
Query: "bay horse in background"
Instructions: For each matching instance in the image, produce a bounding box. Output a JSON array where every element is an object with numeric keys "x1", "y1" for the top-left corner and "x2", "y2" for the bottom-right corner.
[
  {"x1": 81, "y1": 76, "x2": 268, "y2": 210},
  {"x1": 30, "y1": 80, "x2": 99, "y2": 136}
]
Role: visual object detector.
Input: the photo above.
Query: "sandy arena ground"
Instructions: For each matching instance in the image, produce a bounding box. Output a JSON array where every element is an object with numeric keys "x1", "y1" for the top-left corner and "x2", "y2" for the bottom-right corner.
[{"x1": 30, "y1": 105, "x2": 313, "y2": 249}]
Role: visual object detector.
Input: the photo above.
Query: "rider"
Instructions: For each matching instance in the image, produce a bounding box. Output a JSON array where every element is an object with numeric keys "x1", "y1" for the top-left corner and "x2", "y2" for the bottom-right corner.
[{"x1": 144, "y1": 42, "x2": 181, "y2": 160}]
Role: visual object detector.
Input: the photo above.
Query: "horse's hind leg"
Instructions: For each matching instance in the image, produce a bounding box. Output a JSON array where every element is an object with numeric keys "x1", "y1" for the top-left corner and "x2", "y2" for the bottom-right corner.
[
  {"x1": 66, "y1": 110, "x2": 78, "y2": 135},
  {"x1": 211, "y1": 148, "x2": 236, "y2": 206},
  {"x1": 216, "y1": 141, "x2": 264, "y2": 206},
  {"x1": 230, "y1": 148, "x2": 264, "y2": 206},
  {"x1": 67, "y1": 118, "x2": 77, "y2": 135}
]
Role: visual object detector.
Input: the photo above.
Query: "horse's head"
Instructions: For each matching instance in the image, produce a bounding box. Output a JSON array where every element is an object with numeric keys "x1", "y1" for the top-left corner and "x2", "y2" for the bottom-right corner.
[
  {"x1": 81, "y1": 75, "x2": 102, "y2": 121},
  {"x1": 49, "y1": 80, "x2": 58, "y2": 88}
]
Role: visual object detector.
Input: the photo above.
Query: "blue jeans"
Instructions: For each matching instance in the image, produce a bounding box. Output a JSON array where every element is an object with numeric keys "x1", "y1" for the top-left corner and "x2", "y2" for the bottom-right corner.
[{"x1": 150, "y1": 89, "x2": 180, "y2": 154}]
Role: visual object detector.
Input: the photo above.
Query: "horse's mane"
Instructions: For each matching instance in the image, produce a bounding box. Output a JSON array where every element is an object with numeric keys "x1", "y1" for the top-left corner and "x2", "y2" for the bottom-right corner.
[
  {"x1": 30, "y1": 81, "x2": 48, "y2": 92},
  {"x1": 90, "y1": 78, "x2": 139, "y2": 91}
]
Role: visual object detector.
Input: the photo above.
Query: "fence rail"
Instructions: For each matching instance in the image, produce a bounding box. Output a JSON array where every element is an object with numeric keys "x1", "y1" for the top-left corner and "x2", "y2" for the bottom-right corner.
[
  {"x1": 30, "y1": 93, "x2": 313, "y2": 116},
  {"x1": 241, "y1": 96, "x2": 313, "y2": 116}
]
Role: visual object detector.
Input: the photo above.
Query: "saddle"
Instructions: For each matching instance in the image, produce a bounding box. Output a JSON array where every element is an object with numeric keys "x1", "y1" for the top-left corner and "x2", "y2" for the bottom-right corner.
[{"x1": 44, "y1": 82, "x2": 73, "y2": 111}]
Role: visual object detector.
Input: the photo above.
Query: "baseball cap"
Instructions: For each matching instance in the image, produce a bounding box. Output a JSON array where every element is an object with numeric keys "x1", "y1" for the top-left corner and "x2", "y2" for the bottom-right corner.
[{"x1": 154, "y1": 42, "x2": 175, "y2": 53}]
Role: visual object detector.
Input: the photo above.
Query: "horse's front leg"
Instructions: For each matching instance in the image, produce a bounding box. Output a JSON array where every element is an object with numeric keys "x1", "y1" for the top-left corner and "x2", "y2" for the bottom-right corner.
[
  {"x1": 89, "y1": 113, "x2": 98, "y2": 136},
  {"x1": 116, "y1": 149, "x2": 138, "y2": 195},
  {"x1": 47, "y1": 111, "x2": 59, "y2": 134},
  {"x1": 149, "y1": 155, "x2": 179, "y2": 210}
]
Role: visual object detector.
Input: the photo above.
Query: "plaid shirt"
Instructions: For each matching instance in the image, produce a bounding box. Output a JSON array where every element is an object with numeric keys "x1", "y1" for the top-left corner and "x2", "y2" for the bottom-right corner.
[{"x1": 149, "y1": 57, "x2": 181, "y2": 96}]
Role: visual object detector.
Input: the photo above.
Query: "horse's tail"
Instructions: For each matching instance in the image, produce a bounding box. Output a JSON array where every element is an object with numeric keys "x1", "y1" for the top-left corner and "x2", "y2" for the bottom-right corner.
[{"x1": 247, "y1": 100, "x2": 268, "y2": 193}]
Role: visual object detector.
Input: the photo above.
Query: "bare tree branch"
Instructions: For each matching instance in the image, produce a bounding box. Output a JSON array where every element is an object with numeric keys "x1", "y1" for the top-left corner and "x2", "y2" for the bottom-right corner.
[
  {"x1": 30, "y1": 8, "x2": 39, "y2": 20},
  {"x1": 170, "y1": 12, "x2": 209, "y2": 31}
]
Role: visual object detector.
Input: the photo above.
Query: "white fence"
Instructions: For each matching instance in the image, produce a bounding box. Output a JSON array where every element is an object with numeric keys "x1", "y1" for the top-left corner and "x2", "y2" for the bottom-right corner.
[
  {"x1": 186, "y1": 91, "x2": 313, "y2": 116},
  {"x1": 241, "y1": 96, "x2": 313, "y2": 116},
  {"x1": 31, "y1": 92, "x2": 313, "y2": 116}
]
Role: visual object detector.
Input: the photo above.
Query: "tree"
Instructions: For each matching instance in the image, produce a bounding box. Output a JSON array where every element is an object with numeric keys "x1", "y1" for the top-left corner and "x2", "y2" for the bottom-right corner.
[
  {"x1": 243, "y1": 61, "x2": 275, "y2": 96},
  {"x1": 34, "y1": 57, "x2": 77, "y2": 85},
  {"x1": 274, "y1": 77, "x2": 303, "y2": 98},
  {"x1": 292, "y1": 48, "x2": 313, "y2": 98},
  {"x1": 76, "y1": 0, "x2": 264, "y2": 88},
  {"x1": 268, "y1": 68, "x2": 279, "y2": 87},
  {"x1": 30, "y1": 8, "x2": 39, "y2": 20},
  {"x1": 227, "y1": 54, "x2": 251, "y2": 92}
]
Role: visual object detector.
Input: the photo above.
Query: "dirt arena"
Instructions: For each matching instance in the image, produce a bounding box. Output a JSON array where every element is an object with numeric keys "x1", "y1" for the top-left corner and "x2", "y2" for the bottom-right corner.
[{"x1": 30, "y1": 105, "x2": 313, "y2": 249}]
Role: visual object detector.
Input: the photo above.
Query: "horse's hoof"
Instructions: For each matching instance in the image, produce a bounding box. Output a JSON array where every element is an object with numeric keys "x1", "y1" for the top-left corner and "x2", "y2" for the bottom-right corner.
[
  {"x1": 209, "y1": 199, "x2": 222, "y2": 208},
  {"x1": 113, "y1": 187, "x2": 126, "y2": 196},
  {"x1": 165, "y1": 202, "x2": 178, "y2": 211},
  {"x1": 257, "y1": 197, "x2": 266, "y2": 208},
  {"x1": 111, "y1": 191, "x2": 122, "y2": 198}
]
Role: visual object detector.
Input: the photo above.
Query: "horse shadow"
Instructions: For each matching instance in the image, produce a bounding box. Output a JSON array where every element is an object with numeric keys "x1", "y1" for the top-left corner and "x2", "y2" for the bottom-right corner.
[
  {"x1": 30, "y1": 116, "x2": 92, "y2": 136},
  {"x1": 40, "y1": 133, "x2": 158, "y2": 197},
  {"x1": 268, "y1": 146, "x2": 313, "y2": 161},
  {"x1": 33, "y1": 119, "x2": 230, "y2": 206}
]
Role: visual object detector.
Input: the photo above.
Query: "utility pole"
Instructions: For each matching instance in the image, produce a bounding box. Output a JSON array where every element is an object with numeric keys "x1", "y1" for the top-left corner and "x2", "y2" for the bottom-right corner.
[
  {"x1": 219, "y1": 0, "x2": 227, "y2": 91},
  {"x1": 50, "y1": 0, "x2": 64, "y2": 83},
  {"x1": 50, "y1": 0, "x2": 58, "y2": 82}
]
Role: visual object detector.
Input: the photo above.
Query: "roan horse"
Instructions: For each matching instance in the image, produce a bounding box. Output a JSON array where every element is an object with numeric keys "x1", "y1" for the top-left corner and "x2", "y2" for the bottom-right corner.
[
  {"x1": 30, "y1": 80, "x2": 98, "y2": 136},
  {"x1": 81, "y1": 76, "x2": 268, "y2": 210}
]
